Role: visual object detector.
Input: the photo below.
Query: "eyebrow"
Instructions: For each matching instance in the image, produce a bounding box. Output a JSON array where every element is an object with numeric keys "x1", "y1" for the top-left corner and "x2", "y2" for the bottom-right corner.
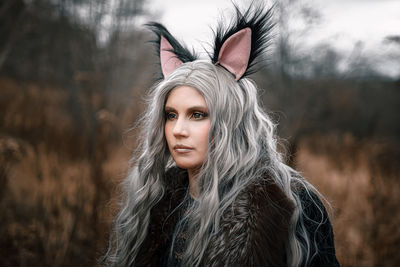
[{"x1": 164, "y1": 105, "x2": 208, "y2": 112}]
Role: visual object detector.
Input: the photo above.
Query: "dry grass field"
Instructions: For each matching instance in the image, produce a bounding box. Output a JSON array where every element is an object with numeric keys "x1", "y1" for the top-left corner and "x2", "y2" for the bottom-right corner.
[
  {"x1": 1, "y1": 77, "x2": 399, "y2": 266},
  {"x1": 296, "y1": 134, "x2": 400, "y2": 266}
]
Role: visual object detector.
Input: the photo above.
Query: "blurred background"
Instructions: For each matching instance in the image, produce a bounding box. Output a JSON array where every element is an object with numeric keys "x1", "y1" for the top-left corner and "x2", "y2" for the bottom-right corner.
[{"x1": 0, "y1": 0, "x2": 399, "y2": 266}]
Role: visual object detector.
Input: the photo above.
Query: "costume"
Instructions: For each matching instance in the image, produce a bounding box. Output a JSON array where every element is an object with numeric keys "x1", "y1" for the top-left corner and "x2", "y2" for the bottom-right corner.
[
  {"x1": 135, "y1": 167, "x2": 339, "y2": 267},
  {"x1": 146, "y1": 4, "x2": 275, "y2": 81},
  {"x1": 133, "y1": 4, "x2": 340, "y2": 267}
]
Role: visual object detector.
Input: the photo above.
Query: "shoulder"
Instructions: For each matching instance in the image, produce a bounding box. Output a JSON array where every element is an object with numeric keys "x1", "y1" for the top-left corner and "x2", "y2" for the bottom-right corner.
[
  {"x1": 204, "y1": 175, "x2": 295, "y2": 266},
  {"x1": 298, "y1": 189, "x2": 329, "y2": 225},
  {"x1": 296, "y1": 189, "x2": 334, "y2": 242},
  {"x1": 296, "y1": 189, "x2": 340, "y2": 266}
]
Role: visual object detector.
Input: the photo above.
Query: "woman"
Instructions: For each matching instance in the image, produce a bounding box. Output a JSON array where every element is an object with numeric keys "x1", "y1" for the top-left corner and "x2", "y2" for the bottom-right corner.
[{"x1": 103, "y1": 4, "x2": 339, "y2": 267}]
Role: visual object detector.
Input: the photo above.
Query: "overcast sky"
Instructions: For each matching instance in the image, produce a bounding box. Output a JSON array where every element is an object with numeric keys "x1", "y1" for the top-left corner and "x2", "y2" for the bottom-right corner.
[{"x1": 146, "y1": 0, "x2": 400, "y2": 77}]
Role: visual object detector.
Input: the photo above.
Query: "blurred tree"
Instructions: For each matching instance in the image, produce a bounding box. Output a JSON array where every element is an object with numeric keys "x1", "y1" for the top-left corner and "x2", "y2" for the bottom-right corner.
[
  {"x1": 258, "y1": 0, "x2": 327, "y2": 161},
  {"x1": 255, "y1": 0, "x2": 400, "y2": 162},
  {"x1": 383, "y1": 35, "x2": 400, "y2": 80},
  {"x1": 272, "y1": 0, "x2": 324, "y2": 80},
  {"x1": 0, "y1": 0, "x2": 27, "y2": 71},
  {"x1": 0, "y1": 0, "x2": 155, "y2": 266}
]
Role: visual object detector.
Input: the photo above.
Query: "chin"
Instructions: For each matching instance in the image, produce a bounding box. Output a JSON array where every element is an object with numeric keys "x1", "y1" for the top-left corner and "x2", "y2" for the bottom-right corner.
[
  {"x1": 173, "y1": 158, "x2": 202, "y2": 171},
  {"x1": 175, "y1": 162, "x2": 198, "y2": 170}
]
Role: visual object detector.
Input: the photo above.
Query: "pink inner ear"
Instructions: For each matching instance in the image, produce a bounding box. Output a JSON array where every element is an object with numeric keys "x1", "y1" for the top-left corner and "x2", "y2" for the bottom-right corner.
[
  {"x1": 218, "y1": 28, "x2": 252, "y2": 80},
  {"x1": 160, "y1": 36, "x2": 183, "y2": 77}
]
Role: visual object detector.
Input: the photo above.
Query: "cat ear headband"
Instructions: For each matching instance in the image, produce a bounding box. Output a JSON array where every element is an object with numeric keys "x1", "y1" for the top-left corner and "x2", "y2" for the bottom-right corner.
[{"x1": 146, "y1": 4, "x2": 274, "y2": 81}]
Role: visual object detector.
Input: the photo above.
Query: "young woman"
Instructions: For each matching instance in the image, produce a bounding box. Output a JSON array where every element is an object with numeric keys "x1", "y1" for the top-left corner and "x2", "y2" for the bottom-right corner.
[{"x1": 103, "y1": 5, "x2": 339, "y2": 267}]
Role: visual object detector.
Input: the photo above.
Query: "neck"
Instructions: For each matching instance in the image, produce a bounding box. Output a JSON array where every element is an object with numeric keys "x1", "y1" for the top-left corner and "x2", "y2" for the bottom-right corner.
[{"x1": 187, "y1": 169, "x2": 199, "y2": 199}]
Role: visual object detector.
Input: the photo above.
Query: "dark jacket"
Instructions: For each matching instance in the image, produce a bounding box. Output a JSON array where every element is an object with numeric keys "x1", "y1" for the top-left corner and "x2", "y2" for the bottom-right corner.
[{"x1": 135, "y1": 167, "x2": 339, "y2": 267}]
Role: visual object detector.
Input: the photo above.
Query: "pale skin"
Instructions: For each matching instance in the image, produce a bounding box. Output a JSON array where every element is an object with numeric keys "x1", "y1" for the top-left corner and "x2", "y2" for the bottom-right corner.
[{"x1": 164, "y1": 86, "x2": 211, "y2": 199}]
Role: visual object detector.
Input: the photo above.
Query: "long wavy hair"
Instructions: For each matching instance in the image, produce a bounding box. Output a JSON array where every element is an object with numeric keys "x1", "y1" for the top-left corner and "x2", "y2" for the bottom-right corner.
[{"x1": 103, "y1": 60, "x2": 327, "y2": 266}]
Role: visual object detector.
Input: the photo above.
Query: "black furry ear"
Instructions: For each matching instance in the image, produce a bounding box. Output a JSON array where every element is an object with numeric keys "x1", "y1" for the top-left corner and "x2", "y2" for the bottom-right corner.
[
  {"x1": 211, "y1": 4, "x2": 275, "y2": 79},
  {"x1": 146, "y1": 22, "x2": 197, "y2": 78}
]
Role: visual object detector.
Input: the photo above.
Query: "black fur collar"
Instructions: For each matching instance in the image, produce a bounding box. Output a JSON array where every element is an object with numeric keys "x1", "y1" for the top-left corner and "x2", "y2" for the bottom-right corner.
[{"x1": 136, "y1": 167, "x2": 294, "y2": 267}]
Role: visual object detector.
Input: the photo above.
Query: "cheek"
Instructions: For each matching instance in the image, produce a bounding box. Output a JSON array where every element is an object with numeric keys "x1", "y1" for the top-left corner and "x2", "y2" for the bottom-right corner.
[
  {"x1": 198, "y1": 122, "x2": 211, "y2": 149},
  {"x1": 164, "y1": 123, "x2": 172, "y2": 144}
]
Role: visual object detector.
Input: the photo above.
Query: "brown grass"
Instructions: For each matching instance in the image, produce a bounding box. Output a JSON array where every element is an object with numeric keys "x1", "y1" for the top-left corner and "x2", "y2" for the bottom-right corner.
[
  {"x1": 296, "y1": 134, "x2": 400, "y2": 267},
  {"x1": 0, "y1": 77, "x2": 133, "y2": 266}
]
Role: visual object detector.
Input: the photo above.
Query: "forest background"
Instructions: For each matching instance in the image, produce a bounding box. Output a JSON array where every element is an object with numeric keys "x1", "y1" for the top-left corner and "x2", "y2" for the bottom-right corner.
[{"x1": 0, "y1": 0, "x2": 399, "y2": 266}]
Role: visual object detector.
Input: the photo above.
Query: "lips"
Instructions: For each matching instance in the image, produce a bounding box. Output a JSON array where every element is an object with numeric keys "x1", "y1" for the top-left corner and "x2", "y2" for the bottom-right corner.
[{"x1": 173, "y1": 144, "x2": 194, "y2": 153}]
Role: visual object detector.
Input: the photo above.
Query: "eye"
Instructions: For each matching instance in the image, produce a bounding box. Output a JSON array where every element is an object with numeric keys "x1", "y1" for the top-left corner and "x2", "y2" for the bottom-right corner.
[
  {"x1": 191, "y1": 112, "x2": 208, "y2": 120},
  {"x1": 166, "y1": 112, "x2": 177, "y2": 120}
]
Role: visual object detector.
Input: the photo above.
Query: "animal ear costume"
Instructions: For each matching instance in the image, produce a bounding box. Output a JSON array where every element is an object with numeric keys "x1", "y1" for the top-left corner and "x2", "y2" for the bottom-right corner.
[
  {"x1": 146, "y1": 5, "x2": 274, "y2": 80},
  {"x1": 146, "y1": 22, "x2": 197, "y2": 77}
]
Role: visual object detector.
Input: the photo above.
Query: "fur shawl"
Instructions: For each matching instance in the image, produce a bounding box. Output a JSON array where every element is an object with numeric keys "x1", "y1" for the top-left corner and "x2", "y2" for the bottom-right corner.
[{"x1": 134, "y1": 167, "x2": 339, "y2": 267}]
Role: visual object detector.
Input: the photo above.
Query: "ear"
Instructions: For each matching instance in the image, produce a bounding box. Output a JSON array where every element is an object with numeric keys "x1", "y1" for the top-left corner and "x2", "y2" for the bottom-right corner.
[
  {"x1": 210, "y1": 5, "x2": 274, "y2": 80},
  {"x1": 146, "y1": 22, "x2": 197, "y2": 79},
  {"x1": 160, "y1": 36, "x2": 183, "y2": 77},
  {"x1": 217, "y1": 28, "x2": 252, "y2": 80}
]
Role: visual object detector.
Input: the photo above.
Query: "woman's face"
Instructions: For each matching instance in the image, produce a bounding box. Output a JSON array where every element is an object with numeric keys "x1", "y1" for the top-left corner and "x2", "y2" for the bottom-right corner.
[{"x1": 164, "y1": 85, "x2": 211, "y2": 172}]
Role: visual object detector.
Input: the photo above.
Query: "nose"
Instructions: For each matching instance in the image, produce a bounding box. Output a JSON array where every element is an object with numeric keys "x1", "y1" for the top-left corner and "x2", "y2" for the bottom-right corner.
[{"x1": 173, "y1": 117, "x2": 189, "y2": 137}]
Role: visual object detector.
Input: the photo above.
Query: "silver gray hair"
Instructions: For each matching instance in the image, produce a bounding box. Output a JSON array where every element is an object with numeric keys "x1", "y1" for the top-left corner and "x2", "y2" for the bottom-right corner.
[{"x1": 103, "y1": 60, "x2": 326, "y2": 266}]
